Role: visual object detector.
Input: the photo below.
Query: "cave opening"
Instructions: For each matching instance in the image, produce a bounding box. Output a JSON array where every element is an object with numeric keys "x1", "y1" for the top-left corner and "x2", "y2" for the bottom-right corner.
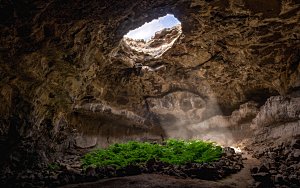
[{"x1": 122, "y1": 14, "x2": 182, "y2": 59}]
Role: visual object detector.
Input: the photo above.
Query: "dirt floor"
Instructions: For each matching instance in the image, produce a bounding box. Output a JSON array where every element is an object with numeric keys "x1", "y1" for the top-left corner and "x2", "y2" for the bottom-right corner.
[{"x1": 62, "y1": 153, "x2": 259, "y2": 188}]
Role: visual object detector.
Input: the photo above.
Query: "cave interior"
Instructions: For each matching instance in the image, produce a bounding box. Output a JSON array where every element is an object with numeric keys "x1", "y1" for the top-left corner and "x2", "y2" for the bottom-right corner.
[{"x1": 0, "y1": 0, "x2": 300, "y2": 187}]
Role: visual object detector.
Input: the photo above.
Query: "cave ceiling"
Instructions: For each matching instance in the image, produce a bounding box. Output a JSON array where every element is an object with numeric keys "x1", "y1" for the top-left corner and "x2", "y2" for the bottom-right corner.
[{"x1": 0, "y1": 0, "x2": 299, "y2": 129}]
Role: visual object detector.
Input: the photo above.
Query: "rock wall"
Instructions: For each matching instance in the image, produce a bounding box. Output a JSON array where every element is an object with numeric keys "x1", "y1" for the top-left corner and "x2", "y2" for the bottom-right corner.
[{"x1": 251, "y1": 95, "x2": 300, "y2": 144}]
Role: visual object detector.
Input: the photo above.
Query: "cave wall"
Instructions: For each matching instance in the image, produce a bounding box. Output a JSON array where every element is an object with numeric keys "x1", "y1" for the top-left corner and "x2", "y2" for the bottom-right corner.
[{"x1": 0, "y1": 0, "x2": 300, "y2": 170}]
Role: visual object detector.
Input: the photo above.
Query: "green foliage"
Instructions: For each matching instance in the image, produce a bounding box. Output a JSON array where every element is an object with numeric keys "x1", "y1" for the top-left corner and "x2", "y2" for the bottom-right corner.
[
  {"x1": 81, "y1": 139, "x2": 222, "y2": 169},
  {"x1": 48, "y1": 162, "x2": 60, "y2": 171}
]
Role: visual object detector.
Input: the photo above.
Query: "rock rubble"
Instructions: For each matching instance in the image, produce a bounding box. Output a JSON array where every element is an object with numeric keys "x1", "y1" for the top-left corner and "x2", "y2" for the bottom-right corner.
[
  {"x1": 0, "y1": 147, "x2": 244, "y2": 187},
  {"x1": 250, "y1": 138, "x2": 300, "y2": 188}
]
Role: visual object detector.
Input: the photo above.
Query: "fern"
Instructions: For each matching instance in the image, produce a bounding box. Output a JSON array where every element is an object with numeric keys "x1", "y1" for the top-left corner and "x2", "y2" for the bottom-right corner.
[{"x1": 81, "y1": 139, "x2": 223, "y2": 169}]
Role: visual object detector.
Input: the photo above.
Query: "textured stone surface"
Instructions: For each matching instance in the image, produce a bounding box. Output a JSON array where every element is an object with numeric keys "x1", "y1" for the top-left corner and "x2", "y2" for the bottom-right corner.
[
  {"x1": 253, "y1": 96, "x2": 300, "y2": 127},
  {"x1": 251, "y1": 138, "x2": 300, "y2": 187},
  {"x1": 121, "y1": 25, "x2": 182, "y2": 60},
  {"x1": 251, "y1": 95, "x2": 300, "y2": 142}
]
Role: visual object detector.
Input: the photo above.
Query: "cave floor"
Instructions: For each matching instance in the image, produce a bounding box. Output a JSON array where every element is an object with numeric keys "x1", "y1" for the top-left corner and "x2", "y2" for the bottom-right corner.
[{"x1": 61, "y1": 153, "x2": 259, "y2": 188}]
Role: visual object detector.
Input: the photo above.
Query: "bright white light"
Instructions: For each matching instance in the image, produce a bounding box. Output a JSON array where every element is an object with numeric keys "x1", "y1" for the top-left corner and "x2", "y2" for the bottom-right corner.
[
  {"x1": 230, "y1": 146, "x2": 242, "y2": 153},
  {"x1": 125, "y1": 14, "x2": 181, "y2": 41}
]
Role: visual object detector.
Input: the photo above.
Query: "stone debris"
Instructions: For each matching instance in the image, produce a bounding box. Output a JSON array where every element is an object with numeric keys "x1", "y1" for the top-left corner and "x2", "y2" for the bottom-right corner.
[
  {"x1": 250, "y1": 138, "x2": 300, "y2": 188},
  {"x1": 0, "y1": 147, "x2": 243, "y2": 187}
]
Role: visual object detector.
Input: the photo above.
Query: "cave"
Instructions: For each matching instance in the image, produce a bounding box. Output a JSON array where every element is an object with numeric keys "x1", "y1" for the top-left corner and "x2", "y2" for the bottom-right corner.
[{"x1": 0, "y1": 0, "x2": 299, "y2": 187}]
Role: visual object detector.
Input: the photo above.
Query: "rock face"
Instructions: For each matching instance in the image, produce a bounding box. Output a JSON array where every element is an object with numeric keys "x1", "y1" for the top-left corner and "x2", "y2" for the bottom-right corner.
[
  {"x1": 147, "y1": 91, "x2": 207, "y2": 124},
  {"x1": 253, "y1": 96, "x2": 300, "y2": 127},
  {"x1": 122, "y1": 25, "x2": 182, "y2": 60},
  {"x1": 252, "y1": 95, "x2": 300, "y2": 142},
  {"x1": 249, "y1": 94, "x2": 300, "y2": 187},
  {"x1": 0, "y1": 0, "x2": 299, "y2": 186}
]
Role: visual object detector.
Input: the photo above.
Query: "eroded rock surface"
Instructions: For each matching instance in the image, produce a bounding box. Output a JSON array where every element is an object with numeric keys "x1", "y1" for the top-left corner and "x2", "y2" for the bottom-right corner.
[
  {"x1": 121, "y1": 25, "x2": 182, "y2": 60},
  {"x1": 252, "y1": 95, "x2": 300, "y2": 142}
]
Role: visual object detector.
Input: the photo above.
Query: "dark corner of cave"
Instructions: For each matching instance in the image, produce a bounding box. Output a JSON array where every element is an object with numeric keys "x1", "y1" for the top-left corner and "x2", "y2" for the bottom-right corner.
[{"x1": 0, "y1": 0, "x2": 300, "y2": 187}]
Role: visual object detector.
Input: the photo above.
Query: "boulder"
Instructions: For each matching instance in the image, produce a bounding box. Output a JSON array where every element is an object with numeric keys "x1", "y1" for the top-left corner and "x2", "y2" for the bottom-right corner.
[
  {"x1": 75, "y1": 136, "x2": 97, "y2": 149},
  {"x1": 252, "y1": 172, "x2": 271, "y2": 182}
]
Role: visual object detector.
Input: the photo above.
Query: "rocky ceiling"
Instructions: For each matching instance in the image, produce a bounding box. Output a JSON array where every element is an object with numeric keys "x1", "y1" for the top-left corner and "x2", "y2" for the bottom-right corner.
[{"x1": 0, "y1": 0, "x2": 300, "y2": 177}]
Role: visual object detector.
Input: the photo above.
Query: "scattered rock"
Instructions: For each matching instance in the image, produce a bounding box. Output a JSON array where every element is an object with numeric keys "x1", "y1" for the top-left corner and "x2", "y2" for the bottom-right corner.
[
  {"x1": 223, "y1": 147, "x2": 235, "y2": 157},
  {"x1": 291, "y1": 139, "x2": 300, "y2": 149},
  {"x1": 252, "y1": 172, "x2": 271, "y2": 182},
  {"x1": 251, "y1": 166, "x2": 259, "y2": 174},
  {"x1": 258, "y1": 164, "x2": 269, "y2": 173},
  {"x1": 85, "y1": 167, "x2": 96, "y2": 177},
  {"x1": 293, "y1": 149, "x2": 300, "y2": 159},
  {"x1": 251, "y1": 140, "x2": 300, "y2": 187},
  {"x1": 274, "y1": 174, "x2": 284, "y2": 184}
]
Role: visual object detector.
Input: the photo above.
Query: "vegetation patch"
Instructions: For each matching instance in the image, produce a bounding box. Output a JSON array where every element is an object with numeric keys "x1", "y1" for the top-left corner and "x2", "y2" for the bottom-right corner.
[
  {"x1": 47, "y1": 162, "x2": 60, "y2": 171},
  {"x1": 82, "y1": 139, "x2": 222, "y2": 169}
]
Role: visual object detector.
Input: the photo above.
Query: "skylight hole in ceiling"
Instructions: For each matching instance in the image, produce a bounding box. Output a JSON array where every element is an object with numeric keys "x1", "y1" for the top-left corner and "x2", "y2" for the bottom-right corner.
[
  {"x1": 123, "y1": 14, "x2": 182, "y2": 59},
  {"x1": 124, "y1": 14, "x2": 181, "y2": 41}
]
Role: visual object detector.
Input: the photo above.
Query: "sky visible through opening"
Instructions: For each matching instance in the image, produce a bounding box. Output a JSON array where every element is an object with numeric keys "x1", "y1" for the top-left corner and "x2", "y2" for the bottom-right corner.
[{"x1": 125, "y1": 14, "x2": 181, "y2": 41}]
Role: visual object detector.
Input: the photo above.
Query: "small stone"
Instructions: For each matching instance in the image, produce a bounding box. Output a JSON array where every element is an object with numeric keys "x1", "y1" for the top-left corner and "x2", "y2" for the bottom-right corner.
[
  {"x1": 269, "y1": 170, "x2": 277, "y2": 175},
  {"x1": 280, "y1": 164, "x2": 287, "y2": 172},
  {"x1": 35, "y1": 172, "x2": 42, "y2": 180},
  {"x1": 71, "y1": 164, "x2": 81, "y2": 168},
  {"x1": 274, "y1": 174, "x2": 284, "y2": 184},
  {"x1": 254, "y1": 181, "x2": 263, "y2": 188},
  {"x1": 291, "y1": 139, "x2": 300, "y2": 149},
  {"x1": 282, "y1": 175, "x2": 289, "y2": 182},
  {"x1": 283, "y1": 149, "x2": 290, "y2": 157},
  {"x1": 85, "y1": 167, "x2": 96, "y2": 177},
  {"x1": 288, "y1": 174, "x2": 299, "y2": 184},
  {"x1": 268, "y1": 152, "x2": 277, "y2": 159},
  {"x1": 223, "y1": 147, "x2": 235, "y2": 157},
  {"x1": 124, "y1": 165, "x2": 141, "y2": 175},
  {"x1": 258, "y1": 164, "x2": 269, "y2": 173},
  {"x1": 293, "y1": 149, "x2": 300, "y2": 159},
  {"x1": 251, "y1": 166, "x2": 259, "y2": 174}
]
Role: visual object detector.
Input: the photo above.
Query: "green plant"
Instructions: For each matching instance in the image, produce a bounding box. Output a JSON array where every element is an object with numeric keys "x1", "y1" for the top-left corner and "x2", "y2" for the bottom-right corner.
[
  {"x1": 81, "y1": 139, "x2": 223, "y2": 169},
  {"x1": 48, "y1": 162, "x2": 60, "y2": 171}
]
